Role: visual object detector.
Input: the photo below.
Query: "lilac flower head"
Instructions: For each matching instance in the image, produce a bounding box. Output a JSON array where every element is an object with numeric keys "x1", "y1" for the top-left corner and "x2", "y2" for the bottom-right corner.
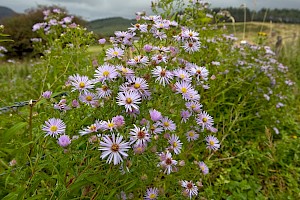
[
  {"x1": 42, "y1": 118, "x2": 66, "y2": 137},
  {"x1": 181, "y1": 180, "x2": 198, "y2": 199},
  {"x1": 106, "y1": 47, "x2": 124, "y2": 59},
  {"x1": 58, "y1": 135, "x2": 71, "y2": 147},
  {"x1": 143, "y1": 44, "x2": 153, "y2": 52},
  {"x1": 42, "y1": 91, "x2": 52, "y2": 99},
  {"x1": 112, "y1": 115, "x2": 125, "y2": 128},
  {"x1": 144, "y1": 187, "x2": 159, "y2": 200},
  {"x1": 149, "y1": 109, "x2": 162, "y2": 121},
  {"x1": 98, "y1": 38, "x2": 106, "y2": 44},
  {"x1": 99, "y1": 133, "x2": 130, "y2": 165},
  {"x1": 198, "y1": 161, "x2": 209, "y2": 175},
  {"x1": 205, "y1": 135, "x2": 220, "y2": 151},
  {"x1": 181, "y1": 110, "x2": 192, "y2": 123}
]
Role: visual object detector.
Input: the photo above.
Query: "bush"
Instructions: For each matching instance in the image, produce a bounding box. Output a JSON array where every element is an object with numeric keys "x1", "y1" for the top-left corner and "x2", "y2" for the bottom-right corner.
[{"x1": 1, "y1": 5, "x2": 86, "y2": 59}]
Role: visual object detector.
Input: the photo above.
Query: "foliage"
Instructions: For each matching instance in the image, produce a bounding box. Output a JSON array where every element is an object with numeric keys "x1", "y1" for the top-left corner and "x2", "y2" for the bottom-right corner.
[
  {"x1": 0, "y1": 5, "x2": 86, "y2": 59},
  {"x1": 0, "y1": 0, "x2": 299, "y2": 199}
]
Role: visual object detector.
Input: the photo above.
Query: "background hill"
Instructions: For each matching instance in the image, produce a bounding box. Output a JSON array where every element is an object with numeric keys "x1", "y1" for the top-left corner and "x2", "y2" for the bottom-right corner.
[
  {"x1": 87, "y1": 17, "x2": 136, "y2": 37},
  {"x1": 0, "y1": 6, "x2": 17, "y2": 21}
]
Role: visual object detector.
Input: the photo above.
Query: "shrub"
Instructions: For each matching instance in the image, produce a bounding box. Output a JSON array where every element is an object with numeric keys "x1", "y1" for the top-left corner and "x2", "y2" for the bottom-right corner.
[{"x1": 1, "y1": 5, "x2": 86, "y2": 59}]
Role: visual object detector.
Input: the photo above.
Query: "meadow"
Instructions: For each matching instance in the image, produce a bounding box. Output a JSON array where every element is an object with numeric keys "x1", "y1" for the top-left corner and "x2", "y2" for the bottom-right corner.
[{"x1": 0, "y1": 1, "x2": 300, "y2": 199}]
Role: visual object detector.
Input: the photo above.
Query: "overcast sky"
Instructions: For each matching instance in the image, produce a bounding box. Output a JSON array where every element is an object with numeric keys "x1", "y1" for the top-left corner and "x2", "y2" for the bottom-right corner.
[{"x1": 0, "y1": 0, "x2": 299, "y2": 21}]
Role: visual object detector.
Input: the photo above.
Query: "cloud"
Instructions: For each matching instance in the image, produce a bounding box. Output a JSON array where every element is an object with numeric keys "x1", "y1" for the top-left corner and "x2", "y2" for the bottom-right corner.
[{"x1": 0, "y1": 0, "x2": 299, "y2": 21}]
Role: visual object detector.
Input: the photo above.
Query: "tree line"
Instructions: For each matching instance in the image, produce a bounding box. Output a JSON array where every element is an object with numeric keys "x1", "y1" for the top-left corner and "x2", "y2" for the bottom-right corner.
[{"x1": 213, "y1": 7, "x2": 300, "y2": 24}]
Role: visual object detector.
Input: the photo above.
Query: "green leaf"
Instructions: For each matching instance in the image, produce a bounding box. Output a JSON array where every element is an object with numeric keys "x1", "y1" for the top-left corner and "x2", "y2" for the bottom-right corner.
[{"x1": 4, "y1": 122, "x2": 28, "y2": 139}]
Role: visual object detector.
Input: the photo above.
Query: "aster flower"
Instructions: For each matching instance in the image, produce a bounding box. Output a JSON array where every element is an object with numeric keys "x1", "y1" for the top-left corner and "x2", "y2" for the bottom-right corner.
[
  {"x1": 116, "y1": 90, "x2": 142, "y2": 112},
  {"x1": 189, "y1": 65, "x2": 209, "y2": 81},
  {"x1": 149, "y1": 109, "x2": 162, "y2": 122},
  {"x1": 182, "y1": 29, "x2": 199, "y2": 41},
  {"x1": 129, "y1": 125, "x2": 150, "y2": 146},
  {"x1": 151, "y1": 54, "x2": 168, "y2": 64},
  {"x1": 181, "y1": 110, "x2": 192, "y2": 123},
  {"x1": 185, "y1": 101, "x2": 203, "y2": 113},
  {"x1": 205, "y1": 135, "x2": 220, "y2": 151},
  {"x1": 116, "y1": 65, "x2": 135, "y2": 78},
  {"x1": 112, "y1": 115, "x2": 125, "y2": 128},
  {"x1": 42, "y1": 118, "x2": 66, "y2": 137},
  {"x1": 168, "y1": 134, "x2": 183, "y2": 154},
  {"x1": 96, "y1": 84, "x2": 112, "y2": 99},
  {"x1": 158, "y1": 151, "x2": 177, "y2": 175},
  {"x1": 99, "y1": 134, "x2": 130, "y2": 165},
  {"x1": 69, "y1": 74, "x2": 94, "y2": 93},
  {"x1": 196, "y1": 111, "x2": 214, "y2": 130},
  {"x1": 149, "y1": 123, "x2": 164, "y2": 135},
  {"x1": 181, "y1": 180, "x2": 198, "y2": 199},
  {"x1": 183, "y1": 89, "x2": 201, "y2": 102},
  {"x1": 152, "y1": 66, "x2": 173, "y2": 86},
  {"x1": 54, "y1": 99, "x2": 71, "y2": 111},
  {"x1": 106, "y1": 47, "x2": 124, "y2": 59},
  {"x1": 102, "y1": 120, "x2": 117, "y2": 132},
  {"x1": 143, "y1": 44, "x2": 153, "y2": 52},
  {"x1": 144, "y1": 187, "x2": 159, "y2": 200},
  {"x1": 174, "y1": 81, "x2": 194, "y2": 98},
  {"x1": 186, "y1": 130, "x2": 199, "y2": 141},
  {"x1": 173, "y1": 69, "x2": 192, "y2": 82},
  {"x1": 133, "y1": 143, "x2": 147, "y2": 155},
  {"x1": 198, "y1": 161, "x2": 209, "y2": 175},
  {"x1": 94, "y1": 64, "x2": 119, "y2": 83},
  {"x1": 127, "y1": 55, "x2": 149, "y2": 67},
  {"x1": 153, "y1": 30, "x2": 167, "y2": 40},
  {"x1": 153, "y1": 19, "x2": 170, "y2": 29},
  {"x1": 42, "y1": 91, "x2": 52, "y2": 99},
  {"x1": 79, "y1": 121, "x2": 102, "y2": 136},
  {"x1": 98, "y1": 38, "x2": 106, "y2": 44},
  {"x1": 183, "y1": 40, "x2": 201, "y2": 53},
  {"x1": 79, "y1": 92, "x2": 98, "y2": 107},
  {"x1": 128, "y1": 23, "x2": 148, "y2": 32},
  {"x1": 57, "y1": 135, "x2": 71, "y2": 147},
  {"x1": 159, "y1": 117, "x2": 176, "y2": 132},
  {"x1": 127, "y1": 77, "x2": 149, "y2": 94}
]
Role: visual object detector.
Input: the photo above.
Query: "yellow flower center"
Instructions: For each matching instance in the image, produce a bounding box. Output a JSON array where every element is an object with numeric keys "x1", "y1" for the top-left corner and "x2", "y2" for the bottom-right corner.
[
  {"x1": 134, "y1": 83, "x2": 141, "y2": 89},
  {"x1": 79, "y1": 82, "x2": 85, "y2": 88},
  {"x1": 209, "y1": 140, "x2": 215, "y2": 146},
  {"x1": 149, "y1": 194, "x2": 157, "y2": 199},
  {"x1": 126, "y1": 98, "x2": 132, "y2": 104},
  {"x1": 196, "y1": 70, "x2": 201, "y2": 74},
  {"x1": 121, "y1": 67, "x2": 128, "y2": 73},
  {"x1": 89, "y1": 124, "x2": 97, "y2": 131},
  {"x1": 108, "y1": 122, "x2": 114, "y2": 128},
  {"x1": 111, "y1": 144, "x2": 119, "y2": 152},
  {"x1": 50, "y1": 125, "x2": 58, "y2": 132},
  {"x1": 113, "y1": 51, "x2": 119, "y2": 56},
  {"x1": 179, "y1": 74, "x2": 185, "y2": 79},
  {"x1": 202, "y1": 117, "x2": 208, "y2": 122},
  {"x1": 191, "y1": 104, "x2": 196, "y2": 109},
  {"x1": 173, "y1": 142, "x2": 178, "y2": 147},
  {"x1": 181, "y1": 87, "x2": 187, "y2": 93},
  {"x1": 86, "y1": 95, "x2": 92, "y2": 101},
  {"x1": 163, "y1": 122, "x2": 169, "y2": 127},
  {"x1": 189, "y1": 132, "x2": 195, "y2": 137},
  {"x1": 103, "y1": 71, "x2": 110, "y2": 76}
]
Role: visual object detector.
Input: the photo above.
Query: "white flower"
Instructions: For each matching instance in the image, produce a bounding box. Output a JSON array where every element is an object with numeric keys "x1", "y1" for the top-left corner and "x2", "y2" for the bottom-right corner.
[{"x1": 99, "y1": 134, "x2": 130, "y2": 165}]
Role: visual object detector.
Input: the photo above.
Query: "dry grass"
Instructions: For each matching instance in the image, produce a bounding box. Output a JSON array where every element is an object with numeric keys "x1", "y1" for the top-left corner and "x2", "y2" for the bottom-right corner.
[{"x1": 225, "y1": 22, "x2": 300, "y2": 48}]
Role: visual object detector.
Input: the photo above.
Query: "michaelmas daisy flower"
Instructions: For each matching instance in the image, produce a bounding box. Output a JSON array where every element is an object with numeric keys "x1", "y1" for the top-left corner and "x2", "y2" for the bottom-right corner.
[{"x1": 99, "y1": 134, "x2": 130, "y2": 165}]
